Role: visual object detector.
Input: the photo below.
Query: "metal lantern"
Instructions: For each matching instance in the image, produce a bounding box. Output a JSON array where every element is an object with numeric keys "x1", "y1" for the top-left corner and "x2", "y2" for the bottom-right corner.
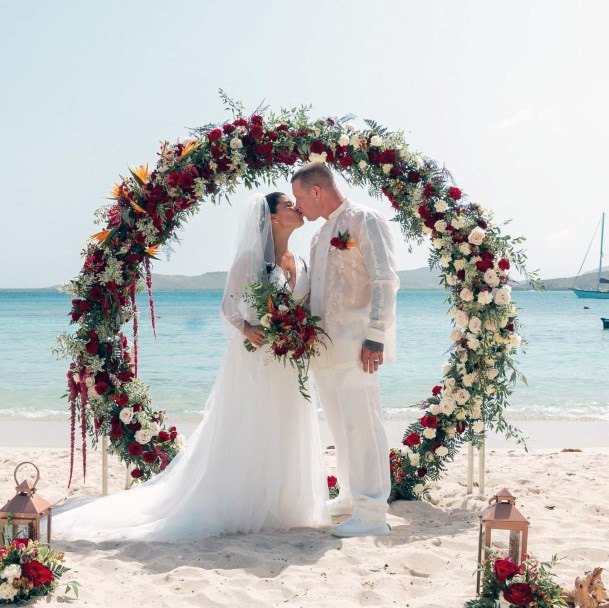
[
  {"x1": 0, "y1": 462, "x2": 52, "y2": 545},
  {"x1": 476, "y1": 488, "x2": 529, "y2": 594}
]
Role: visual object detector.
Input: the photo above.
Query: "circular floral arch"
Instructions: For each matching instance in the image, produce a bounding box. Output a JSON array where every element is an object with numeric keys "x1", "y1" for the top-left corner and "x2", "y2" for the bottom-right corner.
[{"x1": 56, "y1": 95, "x2": 535, "y2": 498}]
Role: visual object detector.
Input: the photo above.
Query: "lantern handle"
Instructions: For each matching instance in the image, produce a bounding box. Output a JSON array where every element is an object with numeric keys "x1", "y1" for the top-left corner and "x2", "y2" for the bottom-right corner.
[{"x1": 14, "y1": 461, "x2": 40, "y2": 490}]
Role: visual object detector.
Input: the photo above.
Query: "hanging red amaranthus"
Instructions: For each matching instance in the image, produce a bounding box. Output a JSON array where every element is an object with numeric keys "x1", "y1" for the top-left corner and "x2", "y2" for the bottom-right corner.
[
  {"x1": 66, "y1": 370, "x2": 79, "y2": 488},
  {"x1": 77, "y1": 372, "x2": 88, "y2": 481},
  {"x1": 130, "y1": 280, "x2": 139, "y2": 376},
  {"x1": 144, "y1": 257, "x2": 157, "y2": 339}
]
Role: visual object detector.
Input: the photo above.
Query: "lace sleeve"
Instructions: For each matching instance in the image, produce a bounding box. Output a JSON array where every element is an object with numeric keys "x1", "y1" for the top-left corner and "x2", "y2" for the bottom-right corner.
[{"x1": 220, "y1": 252, "x2": 259, "y2": 333}]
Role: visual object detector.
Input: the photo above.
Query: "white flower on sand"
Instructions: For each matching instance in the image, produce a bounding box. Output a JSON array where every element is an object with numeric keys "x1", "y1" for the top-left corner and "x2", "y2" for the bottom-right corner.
[
  {"x1": 338, "y1": 134, "x2": 350, "y2": 147},
  {"x1": 439, "y1": 255, "x2": 451, "y2": 268},
  {"x1": 468, "y1": 316, "x2": 482, "y2": 334},
  {"x1": 454, "y1": 258, "x2": 467, "y2": 271},
  {"x1": 119, "y1": 407, "x2": 134, "y2": 424},
  {"x1": 370, "y1": 135, "x2": 382, "y2": 147},
  {"x1": 1, "y1": 564, "x2": 21, "y2": 584},
  {"x1": 442, "y1": 362, "x2": 452, "y2": 375},
  {"x1": 135, "y1": 429, "x2": 153, "y2": 444},
  {"x1": 458, "y1": 242, "x2": 471, "y2": 256},
  {"x1": 350, "y1": 135, "x2": 361, "y2": 149},
  {"x1": 435, "y1": 446, "x2": 449, "y2": 458},
  {"x1": 413, "y1": 483, "x2": 425, "y2": 495},
  {"x1": 439, "y1": 397, "x2": 456, "y2": 415},
  {"x1": 472, "y1": 420, "x2": 485, "y2": 433},
  {"x1": 449, "y1": 328, "x2": 463, "y2": 342},
  {"x1": 484, "y1": 319, "x2": 498, "y2": 331},
  {"x1": 423, "y1": 427, "x2": 437, "y2": 439},
  {"x1": 468, "y1": 226, "x2": 486, "y2": 246},
  {"x1": 462, "y1": 372, "x2": 477, "y2": 387},
  {"x1": 230, "y1": 137, "x2": 243, "y2": 150},
  {"x1": 478, "y1": 291, "x2": 493, "y2": 305},
  {"x1": 452, "y1": 215, "x2": 466, "y2": 229},
  {"x1": 357, "y1": 160, "x2": 367, "y2": 170},
  {"x1": 435, "y1": 200, "x2": 449, "y2": 213},
  {"x1": 454, "y1": 309, "x2": 469, "y2": 328},
  {"x1": 0, "y1": 583, "x2": 18, "y2": 601},
  {"x1": 454, "y1": 388, "x2": 470, "y2": 405},
  {"x1": 309, "y1": 152, "x2": 327, "y2": 164},
  {"x1": 486, "y1": 368, "x2": 499, "y2": 380},
  {"x1": 260, "y1": 313, "x2": 272, "y2": 328},
  {"x1": 494, "y1": 288, "x2": 512, "y2": 306},
  {"x1": 483, "y1": 269, "x2": 500, "y2": 287},
  {"x1": 435, "y1": 219, "x2": 448, "y2": 233},
  {"x1": 382, "y1": 163, "x2": 393, "y2": 175},
  {"x1": 460, "y1": 287, "x2": 474, "y2": 302},
  {"x1": 446, "y1": 273, "x2": 457, "y2": 286}
]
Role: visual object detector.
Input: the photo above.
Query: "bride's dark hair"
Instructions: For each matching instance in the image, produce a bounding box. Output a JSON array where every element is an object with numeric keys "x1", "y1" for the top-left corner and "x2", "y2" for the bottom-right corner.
[{"x1": 265, "y1": 192, "x2": 284, "y2": 213}]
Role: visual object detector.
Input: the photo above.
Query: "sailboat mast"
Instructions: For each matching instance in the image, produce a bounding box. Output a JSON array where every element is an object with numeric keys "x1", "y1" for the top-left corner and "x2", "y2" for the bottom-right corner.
[{"x1": 599, "y1": 212, "x2": 605, "y2": 290}]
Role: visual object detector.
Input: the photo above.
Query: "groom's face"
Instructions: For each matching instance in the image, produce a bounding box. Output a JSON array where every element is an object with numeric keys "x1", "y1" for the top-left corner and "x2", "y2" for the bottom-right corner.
[{"x1": 291, "y1": 179, "x2": 321, "y2": 221}]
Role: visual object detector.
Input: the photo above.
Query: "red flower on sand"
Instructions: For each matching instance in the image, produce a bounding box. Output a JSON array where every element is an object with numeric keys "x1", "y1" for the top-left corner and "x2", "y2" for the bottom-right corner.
[
  {"x1": 494, "y1": 557, "x2": 521, "y2": 581},
  {"x1": 21, "y1": 560, "x2": 55, "y2": 587},
  {"x1": 12, "y1": 538, "x2": 31, "y2": 550},
  {"x1": 503, "y1": 582, "x2": 534, "y2": 606}
]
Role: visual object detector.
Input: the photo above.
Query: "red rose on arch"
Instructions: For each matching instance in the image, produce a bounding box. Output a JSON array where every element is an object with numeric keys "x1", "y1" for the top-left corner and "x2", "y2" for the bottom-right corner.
[
  {"x1": 456, "y1": 420, "x2": 467, "y2": 434},
  {"x1": 250, "y1": 124, "x2": 264, "y2": 139},
  {"x1": 380, "y1": 149, "x2": 396, "y2": 165},
  {"x1": 110, "y1": 423, "x2": 124, "y2": 439},
  {"x1": 157, "y1": 430, "x2": 170, "y2": 442},
  {"x1": 113, "y1": 392, "x2": 129, "y2": 407},
  {"x1": 432, "y1": 385, "x2": 443, "y2": 396},
  {"x1": 448, "y1": 186, "x2": 462, "y2": 200},
  {"x1": 250, "y1": 114, "x2": 263, "y2": 125},
  {"x1": 339, "y1": 154, "x2": 354, "y2": 168},
  {"x1": 310, "y1": 140, "x2": 325, "y2": 154},
  {"x1": 131, "y1": 468, "x2": 144, "y2": 479},
  {"x1": 503, "y1": 582, "x2": 534, "y2": 606},
  {"x1": 222, "y1": 123, "x2": 235, "y2": 134},
  {"x1": 494, "y1": 558, "x2": 521, "y2": 581},
  {"x1": 327, "y1": 475, "x2": 338, "y2": 488},
  {"x1": 142, "y1": 451, "x2": 158, "y2": 464},
  {"x1": 128, "y1": 442, "x2": 143, "y2": 457},
  {"x1": 21, "y1": 560, "x2": 55, "y2": 587},
  {"x1": 407, "y1": 170, "x2": 422, "y2": 184},
  {"x1": 207, "y1": 128, "x2": 222, "y2": 143},
  {"x1": 422, "y1": 183, "x2": 435, "y2": 197},
  {"x1": 403, "y1": 432, "x2": 421, "y2": 447},
  {"x1": 420, "y1": 414, "x2": 438, "y2": 429},
  {"x1": 95, "y1": 381, "x2": 109, "y2": 395},
  {"x1": 498, "y1": 258, "x2": 510, "y2": 271},
  {"x1": 417, "y1": 467, "x2": 428, "y2": 477}
]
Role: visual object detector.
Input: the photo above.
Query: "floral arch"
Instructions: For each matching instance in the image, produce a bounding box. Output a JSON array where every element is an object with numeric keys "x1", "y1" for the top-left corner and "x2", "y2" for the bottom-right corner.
[{"x1": 55, "y1": 95, "x2": 535, "y2": 498}]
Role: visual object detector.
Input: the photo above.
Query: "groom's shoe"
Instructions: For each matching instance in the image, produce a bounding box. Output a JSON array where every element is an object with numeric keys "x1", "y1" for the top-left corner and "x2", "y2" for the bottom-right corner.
[
  {"x1": 327, "y1": 496, "x2": 353, "y2": 517},
  {"x1": 331, "y1": 517, "x2": 391, "y2": 538}
]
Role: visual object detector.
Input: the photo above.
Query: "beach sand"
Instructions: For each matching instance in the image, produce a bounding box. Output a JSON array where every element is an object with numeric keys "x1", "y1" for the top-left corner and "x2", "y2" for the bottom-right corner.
[{"x1": 1, "y1": 420, "x2": 608, "y2": 607}]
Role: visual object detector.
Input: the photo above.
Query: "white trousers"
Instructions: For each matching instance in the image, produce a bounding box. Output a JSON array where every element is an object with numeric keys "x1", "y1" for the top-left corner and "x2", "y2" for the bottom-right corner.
[{"x1": 314, "y1": 365, "x2": 390, "y2": 524}]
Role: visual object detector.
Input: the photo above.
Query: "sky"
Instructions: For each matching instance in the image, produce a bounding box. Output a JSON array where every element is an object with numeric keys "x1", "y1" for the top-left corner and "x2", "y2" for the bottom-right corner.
[{"x1": 1, "y1": 0, "x2": 608, "y2": 288}]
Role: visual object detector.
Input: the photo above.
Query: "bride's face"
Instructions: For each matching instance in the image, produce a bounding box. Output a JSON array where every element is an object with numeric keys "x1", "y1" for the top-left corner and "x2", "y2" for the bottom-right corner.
[{"x1": 271, "y1": 194, "x2": 304, "y2": 229}]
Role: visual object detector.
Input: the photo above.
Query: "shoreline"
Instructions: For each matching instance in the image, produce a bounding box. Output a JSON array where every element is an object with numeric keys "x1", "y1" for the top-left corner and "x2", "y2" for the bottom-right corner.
[{"x1": 1, "y1": 417, "x2": 607, "y2": 450}]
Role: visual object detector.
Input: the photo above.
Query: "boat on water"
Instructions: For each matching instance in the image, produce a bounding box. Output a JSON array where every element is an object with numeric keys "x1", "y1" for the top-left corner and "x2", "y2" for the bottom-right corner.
[{"x1": 572, "y1": 212, "x2": 609, "y2": 299}]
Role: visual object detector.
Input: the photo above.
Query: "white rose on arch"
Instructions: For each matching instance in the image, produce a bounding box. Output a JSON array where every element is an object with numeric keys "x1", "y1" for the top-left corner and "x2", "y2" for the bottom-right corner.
[
  {"x1": 452, "y1": 215, "x2": 466, "y2": 229},
  {"x1": 486, "y1": 368, "x2": 499, "y2": 380},
  {"x1": 449, "y1": 328, "x2": 463, "y2": 342},
  {"x1": 338, "y1": 134, "x2": 350, "y2": 146},
  {"x1": 442, "y1": 362, "x2": 453, "y2": 375},
  {"x1": 435, "y1": 200, "x2": 449, "y2": 213},
  {"x1": 460, "y1": 287, "x2": 474, "y2": 302},
  {"x1": 494, "y1": 288, "x2": 512, "y2": 306},
  {"x1": 135, "y1": 429, "x2": 153, "y2": 444},
  {"x1": 454, "y1": 388, "x2": 471, "y2": 405},
  {"x1": 446, "y1": 273, "x2": 457, "y2": 286},
  {"x1": 422, "y1": 427, "x2": 437, "y2": 439},
  {"x1": 468, "y1": 226, "x2": 486, "y2": 246},
  {"x1": 483, "y1": 269, "x2": 500, "y2": 287},
  {"x1": 370, "y1": 135, "x2": 382, "y2": 147},
  {"x1": 478, "y1": 291, "x2": 493, "y2": 305},
  {"x1": 435, "y1": 446, "x2": 449, "y2": 457},
  {"x1": 444, "y1": 377, "x2": 457, "y2": 390},
  {"x1": 462, "y1": 372, "x2": 477, "y2": 387},
  {"x1": 119, "y1": 407, "x2": 134, "y2": 424},
  {"x1": 458, "y1": 242, "x2": 471, "y2": 256},
  {"x1": 440, "y1": 397, "x2": 456, "y2": 415},
  {"x1": 454, "y1": 258, "x2": 467, "y2": 271},
  {"x1": 472, "y1": 420, "x2": 485, "y2": 433},
  {"x1": 468, "y1": 316, "x2": 482, "y2": 334},
  {"x1": 454, "y1": 309, "x2": 469, "y2": 328},
  {"x1": 435, "y1": 220, "x2": 448, "y2": 233}
]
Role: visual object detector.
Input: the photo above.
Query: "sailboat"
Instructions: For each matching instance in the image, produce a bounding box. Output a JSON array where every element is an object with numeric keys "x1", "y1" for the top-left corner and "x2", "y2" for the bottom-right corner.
[{"x1": 572, "y1": 212, "x2": 609, "y2": 299}]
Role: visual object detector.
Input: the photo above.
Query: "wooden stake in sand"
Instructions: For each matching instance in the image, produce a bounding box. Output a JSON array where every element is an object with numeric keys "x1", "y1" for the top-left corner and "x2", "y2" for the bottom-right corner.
[
  {"x1": 466, "y1": 440, "x2": 486, "y2": 497},
  {"x1": 101, "y1": 434, "x2": 109, "y2": 496}
]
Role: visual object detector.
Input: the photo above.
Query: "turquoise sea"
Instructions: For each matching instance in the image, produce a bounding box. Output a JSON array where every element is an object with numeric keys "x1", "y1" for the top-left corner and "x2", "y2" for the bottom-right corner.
[{"x1": 0, "y1": 290, "x2": 608, "y2": 424}]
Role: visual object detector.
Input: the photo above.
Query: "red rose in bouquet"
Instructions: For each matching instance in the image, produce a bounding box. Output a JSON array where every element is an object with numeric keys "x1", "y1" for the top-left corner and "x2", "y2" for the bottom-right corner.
[
  {"x1": 339, "y1": 154, "x2": 354, "y2": 168},
  {"x1": 158, "y1": 430, "x2": 170, "y2": 442},
  {"x1": 503, "y1": 582, "x2": 534, "y2": 606},
  {"x1": 498, "y1": 258, "x2": 510, "y2": 271},
  {"x1": 423, "y1": 183, "x2": 435, "y2": 196},
  {"x1": 21, "y1": 560, "x2": 55, "y2": 587},
  {"x1": 403, "y1": 432, "x2": 421, "y2": 447},
  {"x1": 12, "y1": 538, "x2": 31, "y2": 550},
  {"x1": 494, "y1": 557, "x2": 521, "y2": 581},
  {"x1": 327, "y1": 475, "x2": 338, "y2": 488},
  {"x1": 142, "y1": 451, "x2": 158, "y2": 463},
  {"x1": 131, "y1": 468, "x2": 144, "y2": 479}
]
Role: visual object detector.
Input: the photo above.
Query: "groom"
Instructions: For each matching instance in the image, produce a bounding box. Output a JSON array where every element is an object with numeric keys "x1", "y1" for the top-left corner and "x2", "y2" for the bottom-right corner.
[{"x1": 292, "y1": 163, "x2": 399, "y2": 538}]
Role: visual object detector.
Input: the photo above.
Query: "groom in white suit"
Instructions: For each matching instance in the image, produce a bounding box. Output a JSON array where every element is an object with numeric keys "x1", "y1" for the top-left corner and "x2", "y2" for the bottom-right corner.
[{"x1": 292, "y1": 163, "x2": 399, "y2": 537}]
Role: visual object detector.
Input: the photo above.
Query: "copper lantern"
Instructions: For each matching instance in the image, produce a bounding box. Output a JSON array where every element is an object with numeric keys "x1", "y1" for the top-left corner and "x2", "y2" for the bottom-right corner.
[
  {"x1": 0, "y1": 462, "x2": 52, "y2": 545},
  {"x1": 476, "y1": 488, "x2": 529, "y2": 594}
]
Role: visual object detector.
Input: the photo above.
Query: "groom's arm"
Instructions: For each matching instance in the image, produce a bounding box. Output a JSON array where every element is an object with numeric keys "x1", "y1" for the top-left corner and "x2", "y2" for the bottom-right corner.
[{"x1": 358, "y1": 212, "x2": 400, "y2": 373}]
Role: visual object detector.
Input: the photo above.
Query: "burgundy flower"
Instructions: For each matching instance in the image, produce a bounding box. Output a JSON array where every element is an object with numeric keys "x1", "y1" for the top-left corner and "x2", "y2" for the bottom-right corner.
[
  {"x1": 110, "y1": 423, "x2": 124, "y2": 439},
  {"x1": 310, "y1": 140, "x2": 325, "y2": 154},
  {"x1": 95, "y1": 381, "x2": 109, "y2": 395},
  {"x1": 403, "y1": 432, "x2": 421, "y2": 447},
  {"x1": 494, "y1": 558, "x2": 521, "y2": 582},
  {"x1": 448, "y1": 187, "x2": 462, "y2": 200},
  {"x1": 128, "y1": 442, "x2": 143, "y2": 457},
  {"x1": 327, "y1": 475, "x2": 338, "y2": 488},
  {"x1": 417, "y1": 467, "x2": 428, "y2": 477},
  {"x1": 250, "y1": 114, "x2": 263, "y2": 125},
  {"x1": 503, "y1": 582, "x2": 534, "y2": 606},
  {"x1": 432, "y1": 385, "x2": 443, "y2": 396},
  {"x1": 499, "y1": 258, "x2": 510, "y2": 271},
  {"x1": 113, "y1": 392, "x2": 129, "y2": 407},
  {"x1": 339, "y1": 154, "x2": 354, "y2": 168},
  {"x1": 142, "y1": 450, "x2": 158, "y2": 464},
  {"x1": 157, "y1": 430, "x2": 170, "y2": 442},
  {"x1": 420, "y1": 414, "x2": 438, "y2": 429},
  {"x1": 368, "y1": 149, "x2": 381, "y2": 165},
  {"x1": 131, "y1": 468, "x2": 144, "y2": 479},
  {"x1": 250, "y1": 124, "x2": 264, "y2": 139},
  {"x1": 456, "y1": 420, "x2": 467, "y2": 434},
  {"x1": 422, "y1": 183, "x2": 435, "y2": 197},
  {"x1": 380, "y1": 149, "x2": 396, "y2": 165},
  {"x1": 21, "y1": 560, "x2": 54, "y2": 587},
  {"x1": 407, "y1": 170, "x2": 422, "y2": 184},
  {"x1": 222, "y1": 123, "x2": 235, "y2": 134},
  {"x1": 207, "y1": 128, "x2": 222, "y2": 143}
]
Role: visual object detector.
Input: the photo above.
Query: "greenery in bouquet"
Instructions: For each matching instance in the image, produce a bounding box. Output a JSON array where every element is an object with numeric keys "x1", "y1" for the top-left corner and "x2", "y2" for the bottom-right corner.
[{"x1": 243, "y1": 280, "x2": 328, "y2": 400}]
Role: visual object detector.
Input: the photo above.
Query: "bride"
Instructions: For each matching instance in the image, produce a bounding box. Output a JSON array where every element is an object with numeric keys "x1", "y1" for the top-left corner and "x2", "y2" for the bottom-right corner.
[{"x1": 51, "y1": 192, "x2": 330, "y2": 542}]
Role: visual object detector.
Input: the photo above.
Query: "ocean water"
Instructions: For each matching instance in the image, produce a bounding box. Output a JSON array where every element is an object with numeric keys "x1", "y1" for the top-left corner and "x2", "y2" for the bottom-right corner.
[{"x1": 0, "y1": 290, "x2": 608, "y2": 424}]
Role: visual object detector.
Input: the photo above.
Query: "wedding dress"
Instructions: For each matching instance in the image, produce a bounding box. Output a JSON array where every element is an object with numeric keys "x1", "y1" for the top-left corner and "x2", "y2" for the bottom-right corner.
[{"x1": 51, "y1": 194, "x2": 329, "y2": 542}]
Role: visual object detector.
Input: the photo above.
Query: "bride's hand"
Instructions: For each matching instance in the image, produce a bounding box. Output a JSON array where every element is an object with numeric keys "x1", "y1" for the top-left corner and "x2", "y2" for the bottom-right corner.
[{"x1": 243, "y1": 322, "x2": 266, "y2": 347}]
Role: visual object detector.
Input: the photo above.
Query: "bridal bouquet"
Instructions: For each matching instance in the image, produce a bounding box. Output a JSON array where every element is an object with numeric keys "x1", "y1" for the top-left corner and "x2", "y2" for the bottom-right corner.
[
  {"x1": 0, "y1": 539, "x2": 79, "y2": 604},
  {"x1": 243, "y1": 281, "x2": 328, "y2": 401}
]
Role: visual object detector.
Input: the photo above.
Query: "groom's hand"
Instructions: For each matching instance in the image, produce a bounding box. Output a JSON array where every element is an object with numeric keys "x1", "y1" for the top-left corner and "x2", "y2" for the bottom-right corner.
[{"x1": 361, "y1": 340, "x2": 384, "y2": 374}]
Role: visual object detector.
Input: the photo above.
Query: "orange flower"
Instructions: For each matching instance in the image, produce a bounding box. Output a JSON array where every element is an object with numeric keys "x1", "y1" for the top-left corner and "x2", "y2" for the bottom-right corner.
[
  {"x1": 109, "y1": 182, "x2": 122, "y2": 199},
  {"x1": 130, "y1": 201, "x2": 146, "y2": 213},
  {"x1": 145, "y1": 244, "x2": 160, "y2": 257},
  {"x1": 267, "y1": 296, "x2": 276, "y2": 313},
  {"x1": 129, "y1": 163, "x2": 149, "y2": 185},
  {"x1": 179, "y1": 140, "x2": 202, "y2": 158},
  {"x1": 91, "y1": 229, "x2": 111, "y2": 244}
]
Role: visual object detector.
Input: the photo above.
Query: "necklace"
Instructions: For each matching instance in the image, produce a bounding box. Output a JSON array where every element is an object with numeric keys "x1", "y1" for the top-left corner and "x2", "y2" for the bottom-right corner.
[{"x1": 275, "y1": 251, "x2": 293, "y2": 282}]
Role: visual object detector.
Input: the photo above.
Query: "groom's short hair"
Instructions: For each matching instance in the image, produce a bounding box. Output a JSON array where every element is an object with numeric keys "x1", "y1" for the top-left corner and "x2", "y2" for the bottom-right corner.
[{"x1": 291, "y1": 163, "x2": 335, "y2": 190}]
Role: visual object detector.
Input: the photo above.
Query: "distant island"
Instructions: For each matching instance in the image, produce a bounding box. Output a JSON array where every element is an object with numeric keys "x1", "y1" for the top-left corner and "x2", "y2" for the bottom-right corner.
[{"x1": 15, "y1": 265, "x2": 608, "y2": 292}]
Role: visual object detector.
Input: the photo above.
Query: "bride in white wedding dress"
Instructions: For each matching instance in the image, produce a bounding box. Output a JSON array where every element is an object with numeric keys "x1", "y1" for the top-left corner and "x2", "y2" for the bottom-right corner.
[{"x1": 51, "y1": 192, "x2": 330, "y2": 542}]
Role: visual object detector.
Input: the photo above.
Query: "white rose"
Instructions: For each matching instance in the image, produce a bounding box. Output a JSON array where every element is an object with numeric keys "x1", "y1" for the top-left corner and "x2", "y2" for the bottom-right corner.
[
  {"x1": 454, "y1": 258, "x2": 467, "y2": 271},
  {"x1": 119, "y1": 407, "x2": 134, "y2": 424},
  {"x1": 456, "y1": 410, "x2": 466, "y2": 420},
  {"x1": 85, "y1": 376, "x2": 95, "y2": 388},
  {"x1": 346, "y1": 122, "x2": 355, "y2": 131},
  {"x1": 468, "y1": 316, "x2": 482, "y2": 334},
  {"x1": 432, "y1": 238, "x2": 444, "y2": 250},
  {"x1": 439, "y1": 254, "x2": 451, "y2": 268},
  {"x1": 449, "y1": 328, "x2": 463, "y2": 342},
  {"x1": 1, "y1": 564, "x2": 21, "y2": 584},
  {"x1": 422, "y1": 427, "x2": 437, "y2": 439},
  {"x1": 338, "y1": 134, "x2": 350, "y2": 147},
  {"x1": 494, "y1": 288, "x2": 512, "y2": 306},
  {"x1": 435, "y1": 446, "x2": 449, "y2": 457},
  {"x1": 458, "y1": 242, "x2": 471, "y2": 256},
  {"x1": 486, "y1": 368, "x2": 499, "y2": 380},
  {"x1": 442, "y1": 362, "x2": 452, "y2": 375},
  {"x1": 452, "y1": 216, "x2": 466, "y2": 229},
  {"x1": 454, "y1": 388, "x2": 470, "y2": 405},
  {"x1": 477, "y1": 291, "x2": 493, "y2": 305},
  {"x1": 350, "y1": 134, "x2": 361, "y2": 149},
  {"x1": 413, "y1": 154, "x2": 424, "y2": 168},
  {"x1": 509, "y1": 333, "x2": 522, "y2": 348},
  {"x1": 460, "y1": 287, "x2": 474, "y2": 302},
  {"x1": 260, "y1": 313, "x2": 272, "y2": 328},
  {"x1": 72, "y1": 373, "x2": 81, "y2": 383},
  {"x1": 135, "y1": 429, "x2": 153, "y2": 444},
  {"x1": 454, "y1": 310, "x2": 469, "y2": 328},
  {"x1": 445, "y1": 426, "x2": 457, "y2": 438},
  {"x1": 278, "y1": 304, "x2": 289, "y2": 311},
  {"x1": 462, "y1": 372, "x2": 477, "y2": 387},
  {"x1": 430, "y1": 403, "x2": 441, "y2": 415},
  {"x1": 484, "y1": 319, "x2": 498, "y2": 331},
  {"x1": 382, "y1": 163, "x2": 393, "y2": 175},
  {"x1": 422, "y1": 225, "x2": 433, "y2": 235},
  {"x1": 469, "y1": 403, "x2": 482, "y2": 419},
  {"x1": 149, "y1": 421, "x2": 160, "y2": 436},
  {"x1": 458, "y1": 349, "x2": 468, "y2": 363},
  {"x1": 446, "y1": 274, "x2": 457, "y2": 286},
  {"x1": 87, "y1": 387, "x2": 98, "y2": 399},
  {"x1": 483, "y1": 269, "x2": 500, "y2": 287},
  {"x1": 485, "y1": 385, "x2": 497, "y2": 395},
  {"x1": 0, "y1": 583, "x2": 18, "y2": 601},
  {"x1": 499, "y1": 314, "x2": 510, "y2": 328},
  {"x1": 409, "y1": 452, "x2": 420, "y2": 466},
  {"x1": 176, "y1": 434, "x2": 186, "y2": 448},
  {"x1": 309, "y1": 152, "x2": 327, "y2": 164},
  {"x1": 435, "y1": 200, "x2": 449, "y2": 213},
  {"x1": 357, "y1": 160, "x2": 367, "y2": 170},
  {"x1": 468, "y1": 227, "x2": 486, "y2": 246},
  {"x1": 370, "y1": 135, "x2": 382, "y2": 147},
  {"x1": 413, "y1": 483, "x2": 425, "y2": 495},
  {"x1": 230, "y1": 137, "x2": 243, "y2": 150},
  {"x1": 467, "y1": 336, "x2": 480, "y2": 351},
  {"x1": 440, "y1": 397, "x2": 456, "y2": 415},
  {"x1": 473, "y1": 420, "x2": 485, "y2": 433},
  {"x1": 445, "y1": 377, "x2": 457, "y2": 390}
]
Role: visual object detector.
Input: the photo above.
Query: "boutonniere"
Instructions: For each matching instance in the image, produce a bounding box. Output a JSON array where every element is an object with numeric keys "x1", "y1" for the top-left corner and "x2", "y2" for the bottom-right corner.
[{"x1": 330, "y1": 230, "x2": 355, "y2": 251}]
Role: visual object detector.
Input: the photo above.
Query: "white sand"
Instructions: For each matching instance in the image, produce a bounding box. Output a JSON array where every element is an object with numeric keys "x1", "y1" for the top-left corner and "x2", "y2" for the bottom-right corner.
[{"x1": 1, "y1": 442, "x2": 608, "y2": 607}]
